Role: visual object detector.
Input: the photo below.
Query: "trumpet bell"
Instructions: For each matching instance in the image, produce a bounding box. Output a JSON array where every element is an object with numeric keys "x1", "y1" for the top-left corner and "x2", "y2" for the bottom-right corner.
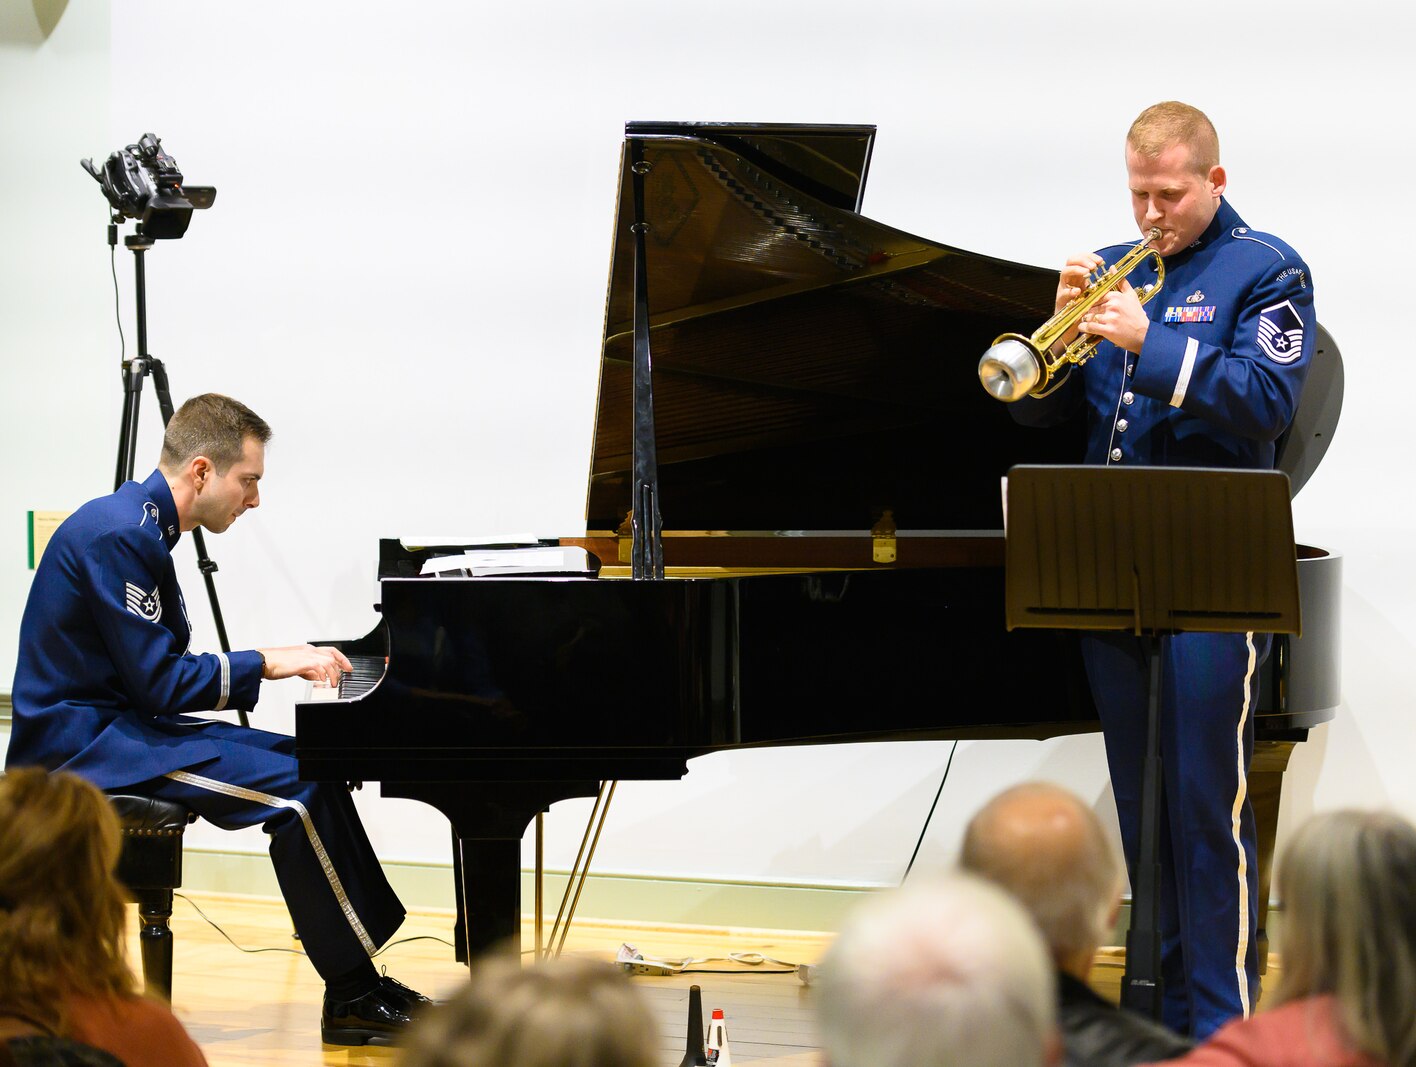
[{"x1": 978, "y1": 335, "x2": 1043, "y2": 403}]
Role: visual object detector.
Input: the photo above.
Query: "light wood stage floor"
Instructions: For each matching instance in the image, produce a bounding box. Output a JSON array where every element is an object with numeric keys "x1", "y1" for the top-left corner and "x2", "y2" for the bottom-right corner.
[
  {"x1": 137, "y1": 892, "x2": 1262, "y2": 1066},
  {"x1": 134, "y1": 893, "x2": 832, "y2": 1066}
]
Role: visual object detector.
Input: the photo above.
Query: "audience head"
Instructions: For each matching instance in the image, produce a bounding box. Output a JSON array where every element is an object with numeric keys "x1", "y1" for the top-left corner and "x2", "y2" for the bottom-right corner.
[
  {"x1": 960, "y1": 782, "x2": 1122, "y2": 976},
  {"x1": 399, "y1": 953, "x2": 659, "y2": 1067},
  {"x1": 0, "y1": 769, "x2": 136, "y2": 1034},
  {"x1": 816, "y1": 872, "x2": 1058, "y2": 1067},
  {"x1": 1276, "y1": 809, "x2": 1416, "y2": 1067}
]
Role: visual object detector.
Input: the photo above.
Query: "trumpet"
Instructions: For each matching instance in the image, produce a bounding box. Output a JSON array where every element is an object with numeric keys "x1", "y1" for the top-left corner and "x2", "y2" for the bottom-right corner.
[{"x1": 978, "y1": 229, "x2": 1165, "y2": 402}]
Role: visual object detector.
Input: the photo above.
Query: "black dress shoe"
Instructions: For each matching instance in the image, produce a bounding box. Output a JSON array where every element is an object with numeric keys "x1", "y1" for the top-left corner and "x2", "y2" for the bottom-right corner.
[
  {"x1": 377, "y1": 974, "x2": 433, "y2": 1011},
  {"x1": 321, "y1": 984, "x2": 413, "y2": 1046}
]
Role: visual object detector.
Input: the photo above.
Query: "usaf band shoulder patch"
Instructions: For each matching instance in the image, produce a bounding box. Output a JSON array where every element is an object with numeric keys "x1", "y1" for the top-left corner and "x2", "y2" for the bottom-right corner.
[
  {"x1": 1257, "y1": 300, "x2": 1305, "y2": 364},
  {"x1": 124, "y1": 581, "x2": 163, "y2": 623}
]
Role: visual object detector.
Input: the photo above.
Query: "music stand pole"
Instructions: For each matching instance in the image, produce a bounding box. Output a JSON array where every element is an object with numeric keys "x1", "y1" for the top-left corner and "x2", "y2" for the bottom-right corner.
[
  {"x1": 111, "y1": 224, "x2": 248, "y2": 728},
  {"x1": 1124, "y1": 633, "x2": 1165, "y2": 1017}
]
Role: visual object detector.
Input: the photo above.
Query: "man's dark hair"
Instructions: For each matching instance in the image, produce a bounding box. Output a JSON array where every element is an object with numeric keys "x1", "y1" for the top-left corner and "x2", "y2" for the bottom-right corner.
[{"x1": 159, "y1": 393, "x2": 271, "y2": 473}]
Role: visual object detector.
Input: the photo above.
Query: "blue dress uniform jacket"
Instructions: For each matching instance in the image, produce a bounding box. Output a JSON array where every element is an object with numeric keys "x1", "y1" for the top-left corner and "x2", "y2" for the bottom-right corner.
[
  {"x1": 8, "y1": 470, "x2": 264, "y2": 788},
  {"x1": 1018, "y1": 198, "x2": 1315, "y2": 1040},
  {"x1": 1042, "y1": 197, "x2": 1315, "y2": 465},
  {"x1": 7, "y1": 469, "x2": 404, "y2": 984}
]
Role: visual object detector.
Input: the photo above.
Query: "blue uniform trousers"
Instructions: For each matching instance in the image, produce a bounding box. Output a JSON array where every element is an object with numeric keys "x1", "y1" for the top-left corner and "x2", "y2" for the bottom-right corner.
[
  {"x1": 131, "y1": 720, "x2": 405, "y2": 984},
  {"x1": 1081, "y1": 630, "x2": 1265, "y2": 1039}
]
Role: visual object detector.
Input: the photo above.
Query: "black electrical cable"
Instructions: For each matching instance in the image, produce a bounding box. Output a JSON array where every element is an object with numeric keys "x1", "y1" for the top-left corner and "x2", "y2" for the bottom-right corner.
[
  {"x1": 173, "y1": 893, "x2": 455, "y2": 959},
  {"x1": 108, "y1": 216, "x2": 125, "y2": 362},
  {"x1": 900, "y1": 738, "x2": 959, "y2": 884}
]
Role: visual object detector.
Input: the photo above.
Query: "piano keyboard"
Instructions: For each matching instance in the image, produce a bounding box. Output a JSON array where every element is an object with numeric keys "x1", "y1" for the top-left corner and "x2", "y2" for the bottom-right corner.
[{"x1": 305, "y1": 654, "x2": 387, "y2": 702}]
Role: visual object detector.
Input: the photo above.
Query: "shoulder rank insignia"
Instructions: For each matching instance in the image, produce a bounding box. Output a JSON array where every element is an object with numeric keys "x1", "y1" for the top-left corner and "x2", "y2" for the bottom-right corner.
[
  {"x1": 1257, "y1": 300, "x2": 1304, "y2": 364},
  {"x1": 124, "y1": 581, "x2": 163, "y2": 623}
]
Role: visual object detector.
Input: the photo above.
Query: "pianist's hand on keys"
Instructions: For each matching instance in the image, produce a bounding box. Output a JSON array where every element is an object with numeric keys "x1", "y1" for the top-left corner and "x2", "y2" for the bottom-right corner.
[
  {"x1": 258, "y1": 644, "x2": 352, "y2": 687},
  {"x1": 305, "y1": 654, "x2": 386, "y2": 702}
]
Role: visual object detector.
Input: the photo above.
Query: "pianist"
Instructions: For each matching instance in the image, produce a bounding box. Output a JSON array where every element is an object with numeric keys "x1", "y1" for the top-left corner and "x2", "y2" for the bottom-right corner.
[
  {"x1": 6, "y1": 393, "x2": 427, "y2": 1046},
  {"x1": 1017, "y1": 102, "x2": 1316, "y2": 1038}
]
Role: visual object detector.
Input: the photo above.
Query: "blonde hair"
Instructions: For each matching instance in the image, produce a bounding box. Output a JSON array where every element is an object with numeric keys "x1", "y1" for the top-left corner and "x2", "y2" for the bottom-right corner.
[
  {"x1": 961, "y1": 782, "x2": 1122, "y2": 961},
  {"x1": 400, "y1": 954, "x2": 659, "y2": 1067},
  {"x1": 1127, "y1": 101, "x2": 1220, "y2": 174},
  {"x1": 1274, "y1": 809, "x2": 1416, "y2": 1067},
  {"x1": 158, "y1": 393, "x2": 271, "y2": 474},
  {"x1": 0, "y1": 769, "x2": 137, "y2": 1035}
]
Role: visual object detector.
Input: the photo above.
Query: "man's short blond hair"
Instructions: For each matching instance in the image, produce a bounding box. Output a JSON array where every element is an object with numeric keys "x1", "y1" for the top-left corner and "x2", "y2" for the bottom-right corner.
[{"x1": 1127, "y1": 101, "x2": 1220, "y2": 174}]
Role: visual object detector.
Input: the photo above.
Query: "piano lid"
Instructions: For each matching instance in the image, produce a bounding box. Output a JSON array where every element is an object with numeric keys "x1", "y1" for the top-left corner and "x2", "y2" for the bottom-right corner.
[
  {"x1": 588, "y1": 122, "x2": 1339, "y2": 534},
  {"x1": 590, "y1": 121, "x2": 1079, "y2": 534}
]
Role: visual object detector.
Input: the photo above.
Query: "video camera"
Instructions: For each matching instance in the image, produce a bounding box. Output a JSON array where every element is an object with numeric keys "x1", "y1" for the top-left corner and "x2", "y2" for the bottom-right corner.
[{"x1": 81, "y1": 133, "x2": 216, "y2": 240}]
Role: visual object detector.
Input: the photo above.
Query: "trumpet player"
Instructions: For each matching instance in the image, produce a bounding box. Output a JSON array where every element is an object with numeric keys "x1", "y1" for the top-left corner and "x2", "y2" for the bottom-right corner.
[{"x1": 1016, "y1": 101, "x2": 1316, "y2": 1041}]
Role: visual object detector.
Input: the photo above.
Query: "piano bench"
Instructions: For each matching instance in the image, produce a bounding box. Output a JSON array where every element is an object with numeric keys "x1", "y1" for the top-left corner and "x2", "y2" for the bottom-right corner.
[{"x1": 109, "y1": 793, "x2": 196, "y2": 1001}]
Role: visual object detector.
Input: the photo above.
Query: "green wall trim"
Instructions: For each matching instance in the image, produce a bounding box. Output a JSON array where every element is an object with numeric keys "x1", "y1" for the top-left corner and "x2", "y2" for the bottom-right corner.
[
  {"x1": 175, "y1": 854, "x2": 1290, "y2": 949},
  {"x1": 180, "y1": 848, "x2": 872, "y2": 933},
  {"x1": 0, "y1": 691, "x2": 11, "y2": 724}
]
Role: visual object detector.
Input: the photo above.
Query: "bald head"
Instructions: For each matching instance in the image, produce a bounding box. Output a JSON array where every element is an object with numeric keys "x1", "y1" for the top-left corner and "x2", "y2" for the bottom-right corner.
[{"x1": 961, "y1": 783, "x2": 1122, "y2": 970}]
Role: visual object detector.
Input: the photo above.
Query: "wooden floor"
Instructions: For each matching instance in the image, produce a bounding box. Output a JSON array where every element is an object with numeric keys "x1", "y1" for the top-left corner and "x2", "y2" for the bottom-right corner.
[
  {"x1": 133, "y1": 893, "x2": 833, "y2": 1066},
  {"x1": 137, "y1": 893, "x2": 1260, "y2": 1066}
]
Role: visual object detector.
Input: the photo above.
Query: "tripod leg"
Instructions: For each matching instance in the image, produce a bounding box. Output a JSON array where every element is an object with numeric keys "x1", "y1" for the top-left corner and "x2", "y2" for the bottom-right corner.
[
  {"x1": 147, "y1": 359, "x2": 248, "y2": 728},
  {"x1": 115, "y1": 359, "x2": 147, "y2": 490}
]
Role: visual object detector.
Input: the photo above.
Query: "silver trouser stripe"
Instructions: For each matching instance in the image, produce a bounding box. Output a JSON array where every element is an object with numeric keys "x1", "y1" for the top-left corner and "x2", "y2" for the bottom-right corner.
[
  {"x1": 1229, "y1": 633, "x2": 1257, "y2": 1017},
  {"x1": 213, "y1": 652, "x2": 231, "y2": 712},
  {"x1": 1170, "y1": 337, "x2": 1199, "y2": 407},
  {"x1": 163, "y1": 769, "x2": 376, "y2": 955}
]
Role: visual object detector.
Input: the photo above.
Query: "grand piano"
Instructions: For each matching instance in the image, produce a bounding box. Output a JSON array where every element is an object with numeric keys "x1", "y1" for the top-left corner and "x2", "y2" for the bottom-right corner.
[{"x1": 295, "y1": 122, "x2": 1343, "y2": 964}]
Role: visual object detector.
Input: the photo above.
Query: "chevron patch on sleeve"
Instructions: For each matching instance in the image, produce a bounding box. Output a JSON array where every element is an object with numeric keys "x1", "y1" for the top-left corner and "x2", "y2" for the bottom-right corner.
[
  {"x1": 124, "y1": 581, "x2": 163, "y2": 622},
  {"x1": 1257, "y1": 300, "x2": 1304, "y2": 364}
]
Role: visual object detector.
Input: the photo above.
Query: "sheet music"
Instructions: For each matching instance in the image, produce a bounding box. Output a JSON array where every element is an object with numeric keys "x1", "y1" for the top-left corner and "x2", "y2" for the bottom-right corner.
[{"x1": 419, "y1": 545, "x2": 594, "y2": 577}]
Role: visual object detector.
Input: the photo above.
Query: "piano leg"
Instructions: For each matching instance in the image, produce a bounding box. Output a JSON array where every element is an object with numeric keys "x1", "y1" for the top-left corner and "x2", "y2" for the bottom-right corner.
[
  {"x1": 1250, "y1": 738, "x2": 1298, "y2": 977},
  {"x1": 383, "y1": 780, "x2": 601, "y2": 970},
  {"x1": 459, "y1": 837, "x2": 523, "y2": 957}
]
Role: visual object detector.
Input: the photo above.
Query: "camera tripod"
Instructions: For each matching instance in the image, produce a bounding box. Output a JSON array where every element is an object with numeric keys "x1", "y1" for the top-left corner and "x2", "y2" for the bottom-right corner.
[{"x1": 112, "y1": 223, "x2": 249, "y2": 728}]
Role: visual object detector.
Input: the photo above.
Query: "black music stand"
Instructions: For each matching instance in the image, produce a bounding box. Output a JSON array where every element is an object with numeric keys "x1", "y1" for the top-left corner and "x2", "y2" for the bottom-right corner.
[{"x1": 1003, "y1": 465, "x2": 1300, "y2": 1020}]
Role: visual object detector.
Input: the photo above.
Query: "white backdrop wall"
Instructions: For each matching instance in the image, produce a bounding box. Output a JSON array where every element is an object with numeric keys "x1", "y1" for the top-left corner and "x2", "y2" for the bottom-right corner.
[{"x1": 2, "y1": 0, "x2": 1413, "y2": 904}]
